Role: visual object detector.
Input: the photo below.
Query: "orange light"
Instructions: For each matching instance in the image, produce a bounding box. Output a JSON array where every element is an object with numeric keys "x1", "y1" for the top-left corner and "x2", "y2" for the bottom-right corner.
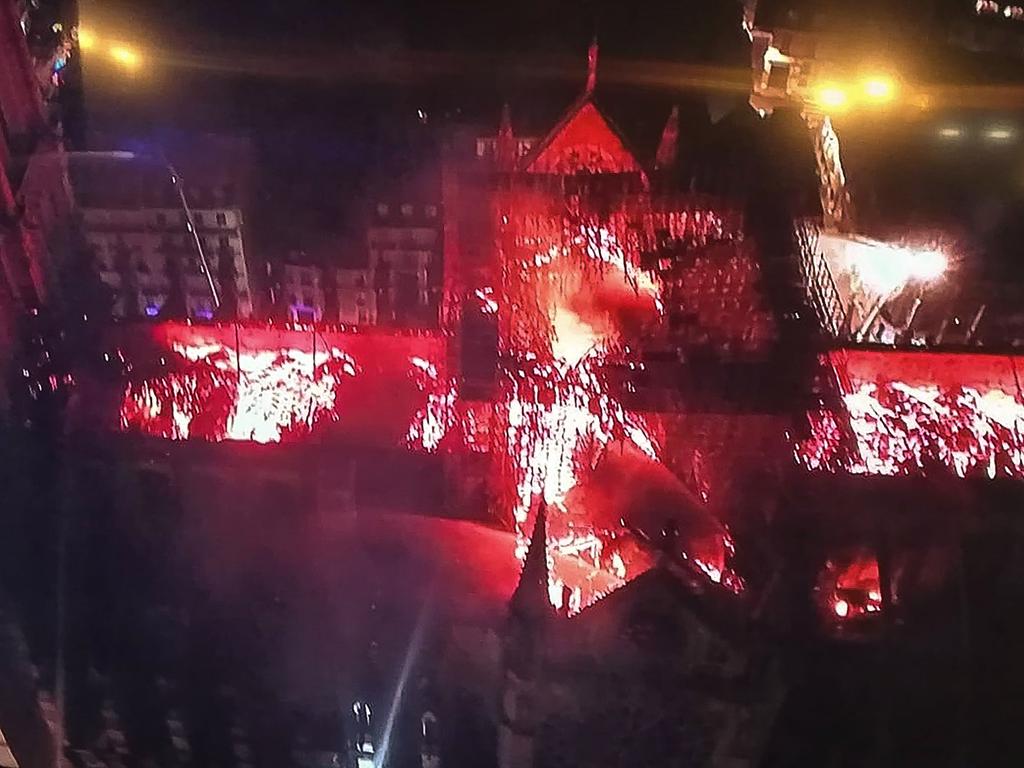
[
  {"x1": 814, "y1": 83, "x2": 848, "y2": 112},
  {"x1": 76, "y1": 27, "x2": 96, "y2": 50},
  {"x1": 109, "y1": 44, "x2": 141, "y2": 70},
  {"x1": 862, "y1": 76, "x2": 896, "y2": 104}
]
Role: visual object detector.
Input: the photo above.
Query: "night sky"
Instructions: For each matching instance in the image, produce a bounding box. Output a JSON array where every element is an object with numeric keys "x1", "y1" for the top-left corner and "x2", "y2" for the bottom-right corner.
[{"x1": 76, "y1": 0, "x2": 749, "y2": 260}]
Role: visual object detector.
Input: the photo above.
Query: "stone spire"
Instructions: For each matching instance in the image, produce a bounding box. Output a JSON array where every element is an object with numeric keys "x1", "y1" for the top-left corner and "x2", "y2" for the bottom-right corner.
[
  {"x1": 510, "y1": 502, "x2": 553, "y2": 623},
  {"x1": 655, "y1": 105, "x2": 680, "y2": 170},
  {"x1": 496, "y1": 102, "x2": 517, "y2": 172},
  {"x1": 585, "y1": 37, "x2": 599, "y2": 96}
]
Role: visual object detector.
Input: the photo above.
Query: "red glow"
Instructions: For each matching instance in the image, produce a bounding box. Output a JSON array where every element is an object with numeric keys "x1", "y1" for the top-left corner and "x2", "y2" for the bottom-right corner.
[
  {"x1": 496, "y1": 214, "x2": 743, "y2": 612},
  {"x1": 798, "y1": 350, "x2": 1024, "y2": 478},
  {"x1": 821, "y1": 554, "x2": 883, "y2": 622},
  {"x1": 115, "y1": 109, "x2": 749, "y2": 617},
  {"x1": 119, "y1": 324, "x2": 450, "y2": 445},
  {"x1": 525, "y1": 102, "x2": 644, "y2": 176}
]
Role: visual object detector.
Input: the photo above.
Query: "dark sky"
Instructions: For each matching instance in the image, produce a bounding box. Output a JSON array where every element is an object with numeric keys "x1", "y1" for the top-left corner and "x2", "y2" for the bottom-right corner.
[
  {"x1": 75, "y1": 1, "x2": 750, "y2": 259},
  {"x1": 83, "y1": 0, "x2": 747, "y2": 60}
]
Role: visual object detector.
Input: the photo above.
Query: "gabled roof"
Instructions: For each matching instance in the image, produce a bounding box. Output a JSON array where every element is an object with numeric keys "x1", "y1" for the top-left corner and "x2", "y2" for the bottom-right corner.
[
  {"x1": 521, "y1": 95, "x2": 646, "y2": 178},
  {"x1": 567, "y1": 562, "x2": 750, "y2": 646}
]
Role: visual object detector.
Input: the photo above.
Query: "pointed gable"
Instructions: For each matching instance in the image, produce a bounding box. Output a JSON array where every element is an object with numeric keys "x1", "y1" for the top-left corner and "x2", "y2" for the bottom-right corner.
[{"x1": 523, "y1": 100, "x2": 644, "y2": 177}]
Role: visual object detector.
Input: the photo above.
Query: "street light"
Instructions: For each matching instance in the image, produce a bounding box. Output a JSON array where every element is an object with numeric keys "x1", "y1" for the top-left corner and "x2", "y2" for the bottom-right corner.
[
  {"x1": 813, "y1": 83, "x2": 849, "y2": 112},
  {"x1": 861, "y1": 75, "x2": 896, "y2": 104}
]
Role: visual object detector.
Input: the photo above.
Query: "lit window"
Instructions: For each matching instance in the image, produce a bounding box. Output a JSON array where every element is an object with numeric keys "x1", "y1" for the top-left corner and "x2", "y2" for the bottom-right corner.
[
  {"x1": 425, "y1": 205, "x2": 438, "y2": 218},
  {"x1": 401, "y1": 204, "x2": 413, "y2": 217},
  {"x1": 377, "y1": 203, "x2": 389, "y2": 216}
]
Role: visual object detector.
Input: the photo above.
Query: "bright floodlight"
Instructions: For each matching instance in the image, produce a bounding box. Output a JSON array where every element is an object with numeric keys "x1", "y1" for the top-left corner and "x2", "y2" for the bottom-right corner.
[
  {"x1": 862, "y1": 76, "x2": 896, "y2": 103},
  {"x1": 848, "y1": 240, "x2": 948, "y2": 295},
  {"x1": 938, "y1": 126, "x2": 963, "y2": 139},
  {"x1": 813, "y1": 83, "x2": 848, "y2": 112},
  {"x1": 109, "y1": 44, "x2": 141, "y2": 70}
]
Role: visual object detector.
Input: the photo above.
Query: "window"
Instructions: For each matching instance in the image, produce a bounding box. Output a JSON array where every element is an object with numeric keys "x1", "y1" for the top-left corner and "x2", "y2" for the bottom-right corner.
[
  {"x1": 355, "y1": 275, "x2": 366, "y2": 288},
  {"x1": 219, "y1": 236, "x2": 230, "y2": 249},
  {"x1": 425, "y1": 205, "x2": 438, "y2": 218},
  {"x1": 377, "y1": 203, "x2": 389, "y2": 217},
  {"x1": 216, "y1": 212, "x2": 227, "y2": 226},
  {"x1": 358, "y1": 309, "x2": 368, "y2": 323},
  {"x1": 401, "y1": 204, "x2": 413, "y2": 217}
]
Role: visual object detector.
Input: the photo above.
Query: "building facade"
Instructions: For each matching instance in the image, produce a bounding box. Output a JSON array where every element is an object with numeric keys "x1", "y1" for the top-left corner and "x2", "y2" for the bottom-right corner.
[
  {"x1": 363, "y1": 196, "x2": 443, "y2": 328},
  {"x1": 73, "y1": 160, "x2": 255, "y2": 320},
  {"x1": 278, "y1": 258, "x2": 325, "y2": 323}
]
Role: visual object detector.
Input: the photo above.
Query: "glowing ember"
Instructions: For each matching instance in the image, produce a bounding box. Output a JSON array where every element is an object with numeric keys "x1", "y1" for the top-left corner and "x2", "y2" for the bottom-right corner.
[
  {"x1": 821, "y1": 554, "x2": 883, "y2": 622},
  {"x1": 121, "y1": 341, "x2": 358, "y2": 443},
  {"x1": 406, "y1": 357, "x2": 460, "y2": 452},
  {"x1": 497, "y1": 219, "x2": 741, "y2": 612},
  {"x1": 799, "y1": 380, "x2": 1024, "y2": 478}
]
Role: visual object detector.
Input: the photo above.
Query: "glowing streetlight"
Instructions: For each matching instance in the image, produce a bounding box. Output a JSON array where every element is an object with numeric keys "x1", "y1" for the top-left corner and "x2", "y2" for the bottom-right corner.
[
  {"x1": 862, "y1": 75, "x2": 896, "y2": 104},
  {"x1": 813, "y1": 83, "x2": 848, "y2": 112},
  {"x1": 109, "y1": 44, "x2": 141, "y2": 70}
]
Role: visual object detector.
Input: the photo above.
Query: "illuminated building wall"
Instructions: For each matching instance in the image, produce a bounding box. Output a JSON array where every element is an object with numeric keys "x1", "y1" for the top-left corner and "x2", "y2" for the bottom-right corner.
[{"x1": 71, "y1": 158, "x2": 256, "y2": 321}]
